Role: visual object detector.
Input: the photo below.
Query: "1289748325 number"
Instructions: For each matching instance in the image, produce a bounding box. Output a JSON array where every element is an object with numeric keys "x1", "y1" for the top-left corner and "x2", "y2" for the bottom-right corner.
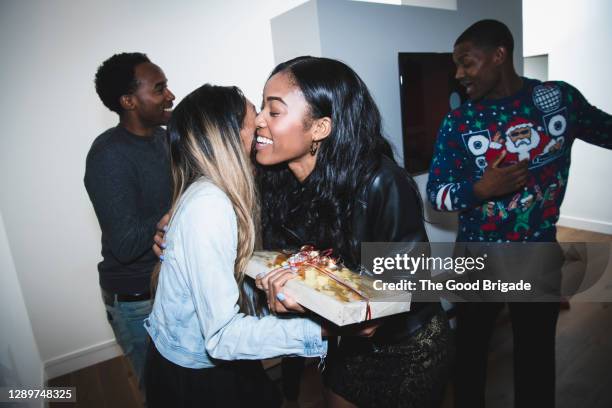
[{"x1": 0, "y1": 387, "x2": 76, "y2": 402}]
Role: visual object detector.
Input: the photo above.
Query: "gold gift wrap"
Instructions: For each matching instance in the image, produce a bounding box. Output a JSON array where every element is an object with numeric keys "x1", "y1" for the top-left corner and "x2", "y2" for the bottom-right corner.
[{"x1": 245, "y1": 248, "x2": 412, "y2": 326}]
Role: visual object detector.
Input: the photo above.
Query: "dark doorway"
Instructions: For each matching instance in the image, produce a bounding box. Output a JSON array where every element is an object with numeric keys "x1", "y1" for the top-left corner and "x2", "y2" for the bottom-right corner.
[{"x1": 399, "y1": 53, "x2": 466, "y2": 174}]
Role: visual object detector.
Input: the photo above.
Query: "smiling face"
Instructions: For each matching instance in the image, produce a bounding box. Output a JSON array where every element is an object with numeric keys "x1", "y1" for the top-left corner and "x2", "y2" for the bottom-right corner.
[
  {"x1": 453, "y1": 41, "x2": 502, "y2": 101},
  {"x1": 255, "y1": 72, "x2": 319, "y2": 175},
  {"x1": 130, "y1": 62, "x2": 175, "y2": 126}
]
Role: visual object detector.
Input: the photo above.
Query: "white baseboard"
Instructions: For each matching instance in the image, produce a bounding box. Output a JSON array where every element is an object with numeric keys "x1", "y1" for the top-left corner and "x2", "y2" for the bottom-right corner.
[
  {"x1": 557, "y1": 215, "x2": 612, "y2": 235},
  {"x1": 45, "y1": 339, "x2": 122, "y2": 380}
]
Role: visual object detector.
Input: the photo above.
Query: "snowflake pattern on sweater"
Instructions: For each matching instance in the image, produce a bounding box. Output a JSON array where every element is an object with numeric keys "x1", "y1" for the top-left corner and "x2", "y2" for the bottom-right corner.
[{"x1": 427, "y1": 78, "x2": 611, "y2": 242}]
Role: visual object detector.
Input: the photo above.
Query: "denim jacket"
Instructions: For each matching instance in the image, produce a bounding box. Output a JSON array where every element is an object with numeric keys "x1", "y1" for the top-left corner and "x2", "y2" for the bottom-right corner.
[{"x1": 145, "y1": 179, "x2": 327, "y2": 369}]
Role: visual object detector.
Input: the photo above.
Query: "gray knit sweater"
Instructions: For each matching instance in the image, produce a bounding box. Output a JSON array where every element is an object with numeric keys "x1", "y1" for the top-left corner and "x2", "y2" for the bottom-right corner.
[{"x1": 85, "y1": 125, "x2": 172, "y2": 294}]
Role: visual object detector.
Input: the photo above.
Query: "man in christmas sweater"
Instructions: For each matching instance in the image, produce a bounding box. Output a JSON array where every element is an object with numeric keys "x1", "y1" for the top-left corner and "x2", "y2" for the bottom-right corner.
[{"x1": 426, "y1": 20, "x2": 611, "y2": 408}]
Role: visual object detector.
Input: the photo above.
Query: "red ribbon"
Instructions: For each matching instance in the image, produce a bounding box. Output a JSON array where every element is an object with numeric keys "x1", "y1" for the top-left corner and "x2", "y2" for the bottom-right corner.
[{"x1": 271, "y1": 245, "x2": 371, "y2": 321}]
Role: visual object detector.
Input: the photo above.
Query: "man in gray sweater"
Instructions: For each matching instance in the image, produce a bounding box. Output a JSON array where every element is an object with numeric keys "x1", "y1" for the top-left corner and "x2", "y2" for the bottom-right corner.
[{"x1": 84, "y1": 52, "x2": 174, "y2": 387}]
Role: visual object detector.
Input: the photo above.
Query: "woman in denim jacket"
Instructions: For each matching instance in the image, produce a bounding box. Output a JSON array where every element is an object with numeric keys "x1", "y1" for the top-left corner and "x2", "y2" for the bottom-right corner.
[{"x1": 144, "y1": 84, "x2": 327, "y2": 407}]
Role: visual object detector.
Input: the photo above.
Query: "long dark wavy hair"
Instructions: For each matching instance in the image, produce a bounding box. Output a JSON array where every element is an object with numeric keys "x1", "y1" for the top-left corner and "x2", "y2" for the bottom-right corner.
[{"x1": 257, "y1": 56, "x2": 394, "y2": 265}]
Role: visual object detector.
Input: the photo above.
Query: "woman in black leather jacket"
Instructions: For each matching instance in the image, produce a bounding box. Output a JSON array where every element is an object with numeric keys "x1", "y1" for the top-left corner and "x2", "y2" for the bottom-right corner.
[{"x1": 255, "y1": 56, "x2": 452, "y2": 408}]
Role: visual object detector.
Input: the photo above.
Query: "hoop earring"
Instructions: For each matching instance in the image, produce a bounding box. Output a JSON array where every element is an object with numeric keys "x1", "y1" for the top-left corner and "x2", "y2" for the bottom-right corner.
[{"x1": 310, "y1": 140, "x2": 319, "y2": 156}]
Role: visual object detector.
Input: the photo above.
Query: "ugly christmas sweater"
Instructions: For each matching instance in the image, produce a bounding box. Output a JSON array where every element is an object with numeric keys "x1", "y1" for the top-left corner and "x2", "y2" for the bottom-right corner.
[{"x1": 427, "y1": 78, "x2": 611, "y2": 242}]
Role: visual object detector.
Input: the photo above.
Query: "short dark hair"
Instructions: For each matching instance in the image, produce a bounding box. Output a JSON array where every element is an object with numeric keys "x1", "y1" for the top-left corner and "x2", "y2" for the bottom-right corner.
[
  {"x1": 94, "y1": 52, "x2": 150, "y2": 114},
  {"x1": 455, "y1": 19, "x2": 514, "y2": 56}
]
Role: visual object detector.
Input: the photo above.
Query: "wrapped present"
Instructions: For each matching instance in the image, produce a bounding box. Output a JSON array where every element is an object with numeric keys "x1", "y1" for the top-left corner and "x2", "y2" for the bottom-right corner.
[{"x1": 245, "y1": 246, "x2": 411, "y2": 326}]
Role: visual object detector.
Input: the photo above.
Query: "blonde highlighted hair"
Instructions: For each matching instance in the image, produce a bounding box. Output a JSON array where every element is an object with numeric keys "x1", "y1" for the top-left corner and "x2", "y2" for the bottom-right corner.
[{"x1": 152, "y1": 84, "x2": 260, "y2": 314}]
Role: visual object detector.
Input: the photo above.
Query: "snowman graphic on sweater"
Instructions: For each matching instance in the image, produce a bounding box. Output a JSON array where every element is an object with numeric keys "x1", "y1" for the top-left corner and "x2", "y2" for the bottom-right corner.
[{"x1": 485, "y1": 117, "x2": 564, "y2": 165}]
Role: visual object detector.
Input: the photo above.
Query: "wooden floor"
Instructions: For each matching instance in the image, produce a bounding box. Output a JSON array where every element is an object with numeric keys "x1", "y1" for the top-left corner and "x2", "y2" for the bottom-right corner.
[
  {"x1": 480, "y1": 226, "x2": 612, "y2": 408},
  {"x1": 48, "y1": 355, "x2": 143, "y2": 408},
  {"x1": 556, "y1": 226, "x2": 612, "y2": 243},
  {"x1": 48, "y1": 227, "x2": 612, "y2": 407}
]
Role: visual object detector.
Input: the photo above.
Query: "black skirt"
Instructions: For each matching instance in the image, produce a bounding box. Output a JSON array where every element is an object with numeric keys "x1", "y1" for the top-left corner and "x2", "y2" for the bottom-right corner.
[
  {"x1": 144, "y1": 341, "x2": 282, "y2": 408},
  {"x1": 323, "y1": 307, "x2": 454, "y2": 408}
]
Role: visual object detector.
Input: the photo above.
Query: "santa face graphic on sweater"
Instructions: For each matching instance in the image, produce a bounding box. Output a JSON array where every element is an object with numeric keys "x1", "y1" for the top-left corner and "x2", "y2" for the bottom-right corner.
[
  {"x1": 506, "y1": 122, "x2": 541, "y2": 159},
  {"x1": 485, "y1": 117, "x2": 564, "y2": 166}
]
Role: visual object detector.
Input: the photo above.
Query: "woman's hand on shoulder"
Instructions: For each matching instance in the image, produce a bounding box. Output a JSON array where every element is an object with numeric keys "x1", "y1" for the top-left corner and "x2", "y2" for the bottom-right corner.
[{"x1": 152, "y1": 212, "x2": 170, "y2": 259}]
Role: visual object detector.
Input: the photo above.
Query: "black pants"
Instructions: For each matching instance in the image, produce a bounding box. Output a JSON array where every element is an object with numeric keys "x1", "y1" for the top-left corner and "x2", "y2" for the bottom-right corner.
[
  {"x1": 454, "y1": 302, "x2": 560, "y2": 408},
  {"x1": 144, "y1": 341, "x2": 282, "y2": 408}
]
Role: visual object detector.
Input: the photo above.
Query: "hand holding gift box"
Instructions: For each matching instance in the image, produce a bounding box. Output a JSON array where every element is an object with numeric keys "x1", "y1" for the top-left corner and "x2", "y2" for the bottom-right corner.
[{"x1": 247, "y1": 246, "x2": 412, "y2": 326}]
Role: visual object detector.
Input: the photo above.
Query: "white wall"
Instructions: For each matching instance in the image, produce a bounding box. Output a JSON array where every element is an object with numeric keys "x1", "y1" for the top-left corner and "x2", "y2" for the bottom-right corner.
[
  {"x1": 272, "y1": 1, "x2": 322, "y2": 64},
  {"x1": 524, "y1": 0, "x2": 612, "y2": 234},
  {"x1": 0, "y1": 211, "x2": 43, "y2": 408},
  {"x1": 272, "y1": 0, "x2": 523, "y2": 242},
  {"x1": 1, "y1": 0, "x2": 608, "y2": 380},
  {"x1": 524, "y1": 55, "x2": 549, "y2": 82},
  {"x1": 0, "y1": 0, "x2": 307, "y2": 378}
]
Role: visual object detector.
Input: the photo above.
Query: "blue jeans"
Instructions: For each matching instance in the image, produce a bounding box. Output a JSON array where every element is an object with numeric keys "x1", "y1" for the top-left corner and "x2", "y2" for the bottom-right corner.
[{"x1": 104, "y1": 294, "x2": 152, "y2": 389}]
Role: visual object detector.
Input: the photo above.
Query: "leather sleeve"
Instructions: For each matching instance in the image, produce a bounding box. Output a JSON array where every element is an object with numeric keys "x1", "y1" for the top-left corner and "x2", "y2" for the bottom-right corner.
[
  {"x1": 359, "y1": 162, "x2": 432, "y2": 303},
  {"x1": 365, "y1": 163, "x2": 429, "y2": 244}
]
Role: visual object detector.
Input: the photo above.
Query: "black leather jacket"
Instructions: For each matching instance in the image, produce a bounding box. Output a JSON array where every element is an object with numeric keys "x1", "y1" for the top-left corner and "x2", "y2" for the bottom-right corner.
[
  {"x1": 278, "y1": 155, "x2": 429, "y2": 267},
  {"x1": 348, "y1": 156, "x2": 429, "y2": 266},
  {"x1": 349, "y1": 156, "x2": 436, "y2": 326},
  {"x1": 279, "y1": 156, "x2": 438, "y2": 342}
]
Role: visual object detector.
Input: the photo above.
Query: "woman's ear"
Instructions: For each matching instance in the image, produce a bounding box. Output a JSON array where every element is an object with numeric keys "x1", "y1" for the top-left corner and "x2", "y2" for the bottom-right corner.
[{"x1": 312, "y1": 116, "x2": 332, "y2": 143}]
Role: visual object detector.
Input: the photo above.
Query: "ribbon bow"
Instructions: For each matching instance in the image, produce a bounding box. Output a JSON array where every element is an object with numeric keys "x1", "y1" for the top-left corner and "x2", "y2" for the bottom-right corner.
[{"x1": 273, "y1": 245, "x2": 372, "y2": 321}]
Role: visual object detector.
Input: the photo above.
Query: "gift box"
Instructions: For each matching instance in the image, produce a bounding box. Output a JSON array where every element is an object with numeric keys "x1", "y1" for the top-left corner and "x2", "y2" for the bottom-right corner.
[{"x1": 245, "y1": 247, "x2": 412, "y2": 326}]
